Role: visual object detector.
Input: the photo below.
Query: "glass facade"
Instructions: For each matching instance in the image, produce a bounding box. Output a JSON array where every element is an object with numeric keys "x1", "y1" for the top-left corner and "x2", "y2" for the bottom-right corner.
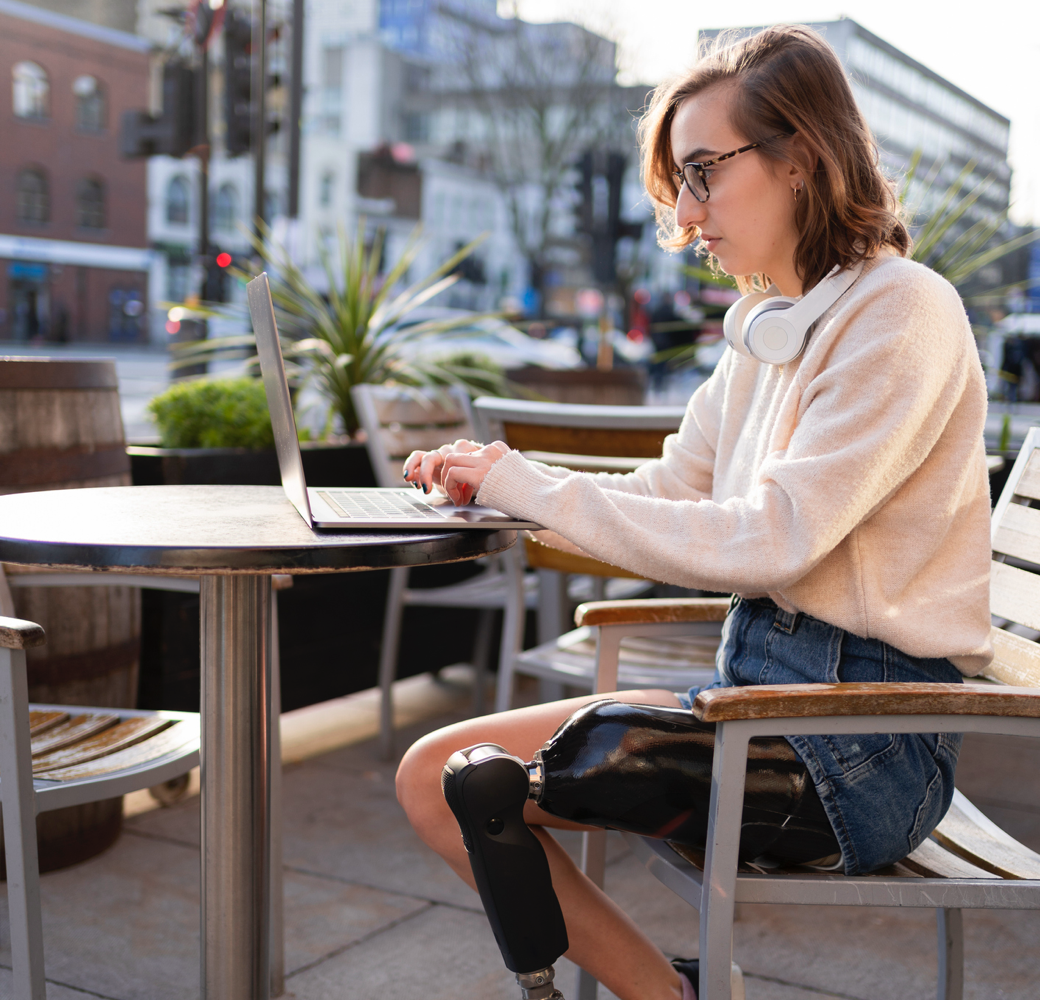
[{"x1": 835, "y1": 24, "x2": 1011, "y2": 222}]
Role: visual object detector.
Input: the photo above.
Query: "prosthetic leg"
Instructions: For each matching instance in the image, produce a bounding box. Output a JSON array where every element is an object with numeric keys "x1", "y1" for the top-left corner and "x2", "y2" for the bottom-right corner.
[
  {"x1": 442, "y1": 743, "x2": 569, "y2": 999},
  {"x1": 442, "y1": 700, "x2": 840, "y2": 999}
]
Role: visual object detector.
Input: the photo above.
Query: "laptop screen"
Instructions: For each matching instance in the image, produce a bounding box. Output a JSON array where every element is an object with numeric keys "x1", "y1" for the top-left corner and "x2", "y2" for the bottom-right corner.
[{"x1": 247, "y1": 273, "x2": 314, "y2": 525}]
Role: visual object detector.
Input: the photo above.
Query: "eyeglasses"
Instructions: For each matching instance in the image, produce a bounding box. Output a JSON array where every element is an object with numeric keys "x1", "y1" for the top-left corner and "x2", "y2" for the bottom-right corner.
[{"x1": 672, "y1": 134, "x2": 790, "y2": 203}]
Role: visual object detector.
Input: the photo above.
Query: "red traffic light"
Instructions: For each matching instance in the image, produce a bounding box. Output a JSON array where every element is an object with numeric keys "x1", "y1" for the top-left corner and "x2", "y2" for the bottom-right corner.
[{"x1": 216, "y1": 252, "x2": 232, "y2": 268}]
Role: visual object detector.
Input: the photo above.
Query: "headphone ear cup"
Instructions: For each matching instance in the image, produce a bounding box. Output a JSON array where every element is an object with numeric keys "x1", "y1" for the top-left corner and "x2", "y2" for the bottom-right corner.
[
  {"x1": 723, "y1": 292, "x2": 775, "y2": 358},
  {"x1": 743, "y1": 296, "x2": 803, "y2": 364}
]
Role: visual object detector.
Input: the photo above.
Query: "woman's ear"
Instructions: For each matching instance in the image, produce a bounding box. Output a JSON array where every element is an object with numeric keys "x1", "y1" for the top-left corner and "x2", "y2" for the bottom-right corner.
[{"x1": 784, "y1": 134, "x2": 815, "y2": 194}]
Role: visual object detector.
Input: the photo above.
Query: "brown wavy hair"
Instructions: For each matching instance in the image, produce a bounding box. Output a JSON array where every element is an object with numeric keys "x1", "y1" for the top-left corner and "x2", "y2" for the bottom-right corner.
[{"x1": 640, "y1": 25, "x2": 910, "y2": 292}]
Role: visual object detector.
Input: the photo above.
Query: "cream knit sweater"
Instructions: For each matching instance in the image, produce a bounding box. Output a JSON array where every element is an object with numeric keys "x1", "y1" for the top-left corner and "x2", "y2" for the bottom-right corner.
[{"x1": 476, "y1": 254, "x2": 994, "y2": 674}]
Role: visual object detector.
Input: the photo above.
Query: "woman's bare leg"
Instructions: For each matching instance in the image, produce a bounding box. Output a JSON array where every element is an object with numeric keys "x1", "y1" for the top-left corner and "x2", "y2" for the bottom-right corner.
[{"x1": 397, "y1": 689, "x2": 686, "y2": 1000}]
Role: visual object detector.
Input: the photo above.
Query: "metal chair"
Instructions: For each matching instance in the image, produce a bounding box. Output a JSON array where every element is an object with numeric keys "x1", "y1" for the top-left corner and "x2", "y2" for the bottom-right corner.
[
  {"x1": 471, "y1": 396, "x2": 713, "y2": 712},
  {"x1": 0, "y1": 612, "x2": 199, "y2": 1000},
  {"x1": 352, "y1": 384, "x2": 533, "y2": 755},
  {"x1": 574, "y1": 427, "x2": 1040, "y2": 999}
]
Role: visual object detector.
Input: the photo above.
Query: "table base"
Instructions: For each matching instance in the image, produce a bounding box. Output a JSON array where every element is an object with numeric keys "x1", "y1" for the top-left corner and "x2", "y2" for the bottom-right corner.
[{"x1": 201, "y1": 575, "x2": 271, "y2": 1000}]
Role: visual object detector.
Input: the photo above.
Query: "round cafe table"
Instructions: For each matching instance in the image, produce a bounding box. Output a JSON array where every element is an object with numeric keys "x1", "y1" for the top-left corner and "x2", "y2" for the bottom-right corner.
[{"x1": 0, "y1": 485, "x2": 514, "y2": 1000}]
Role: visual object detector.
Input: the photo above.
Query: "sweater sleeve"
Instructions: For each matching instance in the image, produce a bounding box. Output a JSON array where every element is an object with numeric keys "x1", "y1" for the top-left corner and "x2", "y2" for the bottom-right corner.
[{"x1": 477, "y1": 271, "x2": 978, "y2": 593}]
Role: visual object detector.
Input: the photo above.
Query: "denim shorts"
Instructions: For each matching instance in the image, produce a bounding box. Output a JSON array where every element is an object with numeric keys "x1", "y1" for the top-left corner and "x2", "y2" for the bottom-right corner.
[{"x1": 677, "y1": 596, "x2": 963, "y2": 875}]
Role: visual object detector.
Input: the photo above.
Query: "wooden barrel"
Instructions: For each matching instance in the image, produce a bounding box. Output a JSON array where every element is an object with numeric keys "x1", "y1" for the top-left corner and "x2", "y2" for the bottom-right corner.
[{"x1": 0, "y1": 358, "x2": 139, "y2": 876}]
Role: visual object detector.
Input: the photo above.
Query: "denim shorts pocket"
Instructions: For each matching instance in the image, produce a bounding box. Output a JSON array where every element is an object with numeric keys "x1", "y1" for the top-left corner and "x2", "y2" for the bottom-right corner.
[{"x1": 821, "y1": 732, "x2": 898, "y2": 778}]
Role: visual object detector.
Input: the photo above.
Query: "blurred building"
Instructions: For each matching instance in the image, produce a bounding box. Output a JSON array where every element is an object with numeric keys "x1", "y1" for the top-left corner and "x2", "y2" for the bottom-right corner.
[{"x1": 0, "y1": 0, "x2": 151, "y2": 342}]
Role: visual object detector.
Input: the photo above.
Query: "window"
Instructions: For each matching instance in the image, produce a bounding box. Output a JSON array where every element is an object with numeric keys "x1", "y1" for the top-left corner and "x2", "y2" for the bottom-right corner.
[
  {"x1": 73, "y1": 75, "x2": 105, "y2": 132},
  {"x1": 76, "y1": 177, "x2": 105, "y2": 229},
  {"x1": 264, "y1": 189, "x2": 280, "y2": 222},
  {"x1": 16, "y1": 167, "x2": 49, "y2": 224},
  {"x1": 166, "y1": 260, "x2": 190, "y2": 303},
  {"x1": 213, "y1": 183, "x2": 239, "y2": 230},
  {"x1": 319, "y1": 170, "x2": 335, "y2": 207},
  {"x1": 403, "y1": 112, "x2": 429, "y2": 142},
  {"x1": 166, "y1": 175, "x2": 190, "y2": 224},
  {"x1": 13, "y1": 62, "x2": 48, "y2": 119},
  {"x1": 320, "y1": 46, "x2": 344, "y2": 133}
]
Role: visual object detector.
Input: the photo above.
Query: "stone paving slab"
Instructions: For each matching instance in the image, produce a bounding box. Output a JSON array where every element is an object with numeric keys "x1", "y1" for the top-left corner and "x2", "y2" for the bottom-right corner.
[
  {"x1": 0, "y1": 968, "x2": 107, "y2": 1000},
  {"x1": 2, "y1": 705, "x2": 1038, "y2": 1000}
]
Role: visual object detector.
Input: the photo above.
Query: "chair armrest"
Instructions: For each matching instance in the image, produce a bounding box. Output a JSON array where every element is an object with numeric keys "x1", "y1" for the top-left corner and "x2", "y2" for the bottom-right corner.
[
  {"x1": 0, "y1": 616, "x2": 46, "y2": 649},
  {"x1": 575, "y1": 597, "x2": 731, "y2": 628},
  {"x1": 692, "y1": 682, "x2": 1040, "y2": 723}
]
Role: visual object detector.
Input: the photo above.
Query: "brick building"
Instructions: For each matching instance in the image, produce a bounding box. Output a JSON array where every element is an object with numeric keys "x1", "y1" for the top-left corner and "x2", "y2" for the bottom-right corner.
[{"x1": 0, "y1": 0, "x2": 151, "y2": 343}]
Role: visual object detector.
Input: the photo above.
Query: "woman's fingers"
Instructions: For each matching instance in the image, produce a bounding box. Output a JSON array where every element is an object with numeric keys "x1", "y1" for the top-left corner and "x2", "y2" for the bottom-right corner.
[
  {"x1": 442, "y1": 448, "x2": 507, "y2": 505},
  {"x1": 403, "y1": 441, "x2": 485, "y2": 492},
  {"x1": 403, "y1": 441, "x2": 508, "y2": 499},
  {"x1": 442, "y1": 462, "x2": 484, "y2": 506}
]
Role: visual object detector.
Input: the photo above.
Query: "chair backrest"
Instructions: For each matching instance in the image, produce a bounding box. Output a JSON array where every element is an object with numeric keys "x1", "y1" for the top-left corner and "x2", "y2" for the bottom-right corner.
[
  {"x1": 472, "y1": 397, "x2": 686, "y2": 460},
  {"x1": 473, "y1": 397, "x2": 685, "y2": 582},
  {"x1": 987, "y1": 426, "x2": 1040, "y2": 688},
  {"x1": 351, "y1": 384, "x2": 475, "y2": 489}
]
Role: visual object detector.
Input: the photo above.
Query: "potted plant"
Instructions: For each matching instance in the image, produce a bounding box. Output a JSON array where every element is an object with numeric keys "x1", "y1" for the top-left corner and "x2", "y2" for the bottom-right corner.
[
  {"x1": 128, "y1": 376, "x2": 378, "y2": 487},
  {"x1": 170, "y1": 222, "x2": 510, "y2": 438},
  {"x1": 135, "y1": 227, "x2": 513, "y2": 714}
]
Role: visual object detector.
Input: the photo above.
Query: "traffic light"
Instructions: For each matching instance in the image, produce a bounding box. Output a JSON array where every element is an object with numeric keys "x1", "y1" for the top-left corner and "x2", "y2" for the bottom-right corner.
[
  {"x1": 573, "y1": 150, "x2": 644, "y2": 285},
  {"x1": 120, "y1": 61, "x2": 199, "y2": 158},
  {"x1": 223, "y1": 6, "x2": 253, "y2": 156},
  {"x1": 203, "y1": 249, "x2": 234, "y2": 302},
  {"x1": 223, "y1": 8, "x2": 283, "y2": 157}
]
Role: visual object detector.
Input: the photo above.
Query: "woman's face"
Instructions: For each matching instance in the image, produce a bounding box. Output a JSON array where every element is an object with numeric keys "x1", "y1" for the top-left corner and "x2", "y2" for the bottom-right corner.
[{"x1": 670, "y1": 85, "x2": 804, "y2": 295}]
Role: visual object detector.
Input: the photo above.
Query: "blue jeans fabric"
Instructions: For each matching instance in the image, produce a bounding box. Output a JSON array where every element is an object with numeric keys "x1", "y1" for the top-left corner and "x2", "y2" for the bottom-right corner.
[{"x1": 677, "y1": 597, "x2": 963, "y2": 875}]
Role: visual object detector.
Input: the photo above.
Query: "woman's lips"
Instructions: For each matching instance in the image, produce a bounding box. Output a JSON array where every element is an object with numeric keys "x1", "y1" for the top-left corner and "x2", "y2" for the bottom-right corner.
[{"x1": 701, "y1": 236, "x2": 721, "y2": 252}]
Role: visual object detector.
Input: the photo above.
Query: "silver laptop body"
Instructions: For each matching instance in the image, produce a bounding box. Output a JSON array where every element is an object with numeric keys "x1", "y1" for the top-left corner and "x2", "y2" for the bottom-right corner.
[{"x1": 247, "y1": 272, "x2": 542, "y2": 530}]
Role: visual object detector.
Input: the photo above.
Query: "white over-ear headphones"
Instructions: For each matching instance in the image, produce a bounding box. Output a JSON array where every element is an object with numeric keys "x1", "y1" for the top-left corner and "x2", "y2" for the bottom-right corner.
[{"x1": 722, "y1": 262, "x2": 864, "y2": 365}]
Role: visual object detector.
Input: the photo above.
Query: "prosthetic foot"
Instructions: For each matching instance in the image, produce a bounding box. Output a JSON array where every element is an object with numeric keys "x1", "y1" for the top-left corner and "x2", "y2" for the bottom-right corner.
[{"x1": 442, "y1": 743, "x2": 569, "y2": 999}]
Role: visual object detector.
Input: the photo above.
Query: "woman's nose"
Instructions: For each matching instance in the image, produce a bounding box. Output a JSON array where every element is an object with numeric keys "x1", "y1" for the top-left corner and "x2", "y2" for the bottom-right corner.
[{"x1": 674, "y1": 183, "x2": 707, "y2": 231}]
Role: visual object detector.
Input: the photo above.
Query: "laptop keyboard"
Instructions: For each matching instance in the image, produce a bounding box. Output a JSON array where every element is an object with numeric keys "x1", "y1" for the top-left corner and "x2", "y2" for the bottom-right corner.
[{"x1": 318, "y1": 490, "x2": 445, "y2": 520}]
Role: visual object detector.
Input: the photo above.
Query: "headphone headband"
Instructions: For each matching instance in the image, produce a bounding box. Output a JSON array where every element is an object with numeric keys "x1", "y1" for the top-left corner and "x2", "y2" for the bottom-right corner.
[{"x1": 723, "y1": 262, "x2": 863, "y2": 365}]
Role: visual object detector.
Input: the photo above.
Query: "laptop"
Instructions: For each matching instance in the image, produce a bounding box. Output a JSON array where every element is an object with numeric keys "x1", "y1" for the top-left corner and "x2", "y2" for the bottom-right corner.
[{"x1": 247, "y1": 272, "x2": 542, "y2": 531}]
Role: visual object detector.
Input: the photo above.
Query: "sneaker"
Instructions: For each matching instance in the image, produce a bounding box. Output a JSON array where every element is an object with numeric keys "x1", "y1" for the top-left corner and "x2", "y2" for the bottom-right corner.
[{"x1": 671, "y1": 959, "x2": 746, "y2": 1000}]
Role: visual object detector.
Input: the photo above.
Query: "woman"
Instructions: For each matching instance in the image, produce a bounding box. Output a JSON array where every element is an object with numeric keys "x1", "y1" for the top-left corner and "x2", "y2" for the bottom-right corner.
[{"x1": 396, "y1": 24, "x2": 992, "y2": 1000}]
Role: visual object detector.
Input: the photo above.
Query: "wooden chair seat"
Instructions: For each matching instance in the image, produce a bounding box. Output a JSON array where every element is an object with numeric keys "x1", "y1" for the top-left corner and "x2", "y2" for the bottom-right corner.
[
  {"x1": 513, "y1": 623, "x2": 720, "y2": 693},
  {"x1": 654, "y1": 787, "x2": 1034, "y2": 884},
  {"x1": 22, "y1": 702, "x2": 199, "y2": 809}
]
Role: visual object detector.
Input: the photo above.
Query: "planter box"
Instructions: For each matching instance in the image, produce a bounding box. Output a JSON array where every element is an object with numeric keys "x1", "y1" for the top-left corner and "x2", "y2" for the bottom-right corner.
[
  {"x1": 127, "y1": 440, "x2": 377, "y2": 487},
  {"x1": 129, "y1": 442, "x2": 487, "y2": 713}
]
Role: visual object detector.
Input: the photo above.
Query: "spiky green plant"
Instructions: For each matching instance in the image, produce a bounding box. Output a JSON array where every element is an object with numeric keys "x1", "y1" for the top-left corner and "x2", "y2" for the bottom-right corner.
[
  {"x1": 172, "y1": 223, "x2": 508, "y2": 436},
  {"x1": 899, "y1": 151, "x2": 1039, "y2": 296}
]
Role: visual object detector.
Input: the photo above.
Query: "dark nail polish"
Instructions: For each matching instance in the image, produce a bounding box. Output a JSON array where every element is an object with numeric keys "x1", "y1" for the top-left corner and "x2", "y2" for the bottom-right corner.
[{"x1": 422, "y1": 484, "x2": 429, "y2": 493}]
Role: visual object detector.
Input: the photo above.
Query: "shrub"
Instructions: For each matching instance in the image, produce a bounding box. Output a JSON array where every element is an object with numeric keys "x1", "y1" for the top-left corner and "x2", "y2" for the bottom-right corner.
[{"x1": 147, "y1": 377, "x2": 275, "y2": 450}]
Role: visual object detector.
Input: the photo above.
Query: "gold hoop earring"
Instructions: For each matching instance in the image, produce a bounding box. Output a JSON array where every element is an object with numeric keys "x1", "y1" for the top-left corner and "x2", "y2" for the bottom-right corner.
[{"x1": 793, "y1": 185, "x2": 803, "y2": 201}]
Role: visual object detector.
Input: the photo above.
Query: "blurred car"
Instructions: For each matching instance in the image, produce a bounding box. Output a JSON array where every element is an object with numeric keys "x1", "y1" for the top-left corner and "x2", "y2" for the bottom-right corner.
[{"x1": 387, "y1": 308, "x2": 582, "y2": 370}]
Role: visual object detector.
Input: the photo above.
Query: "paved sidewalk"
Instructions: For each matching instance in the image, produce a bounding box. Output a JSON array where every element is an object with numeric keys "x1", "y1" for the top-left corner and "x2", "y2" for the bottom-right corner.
[{"x1": 0, "y1": 689, "x2": 1038, "y2": 1000}]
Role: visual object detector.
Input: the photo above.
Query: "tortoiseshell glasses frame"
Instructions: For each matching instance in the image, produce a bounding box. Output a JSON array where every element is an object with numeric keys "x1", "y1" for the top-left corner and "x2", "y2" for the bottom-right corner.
[{"x1": 672, "y1": 134, "x2": 790, "y2": 202}]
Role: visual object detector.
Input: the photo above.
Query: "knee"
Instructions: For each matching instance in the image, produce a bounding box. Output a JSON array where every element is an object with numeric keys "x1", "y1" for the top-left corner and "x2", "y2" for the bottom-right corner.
[{"x1": 396, "y1": 730, "x2": 455, "y2": 841}]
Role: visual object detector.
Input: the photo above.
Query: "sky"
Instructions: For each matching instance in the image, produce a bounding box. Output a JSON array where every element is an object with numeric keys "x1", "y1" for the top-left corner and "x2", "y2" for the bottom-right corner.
[{"x1": 510, "y1": 0, "x2": 1040, "y2": 226}]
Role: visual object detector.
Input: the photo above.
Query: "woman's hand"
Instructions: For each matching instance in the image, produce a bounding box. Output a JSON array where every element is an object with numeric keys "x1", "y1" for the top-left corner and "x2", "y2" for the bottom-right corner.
[{"x1": 402, "y1": 439, "x2": 510, "y2": 505}]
